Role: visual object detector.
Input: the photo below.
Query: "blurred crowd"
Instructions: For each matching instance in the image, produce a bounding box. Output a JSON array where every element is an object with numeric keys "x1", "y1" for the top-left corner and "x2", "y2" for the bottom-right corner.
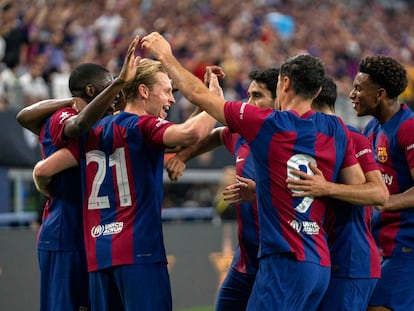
[
  {"x1": 1, "y1": 0, "x2": 414, "y2": 128},
  {"x1": 1, "y1": 0, "x2": 414, "y2": 211}
]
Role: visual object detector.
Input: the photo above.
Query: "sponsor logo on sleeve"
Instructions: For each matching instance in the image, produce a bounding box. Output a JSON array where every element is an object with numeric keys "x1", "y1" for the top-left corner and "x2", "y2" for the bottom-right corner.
[
  {"x1": 59, "y1": 111, "x2": 72, "y2": 124},
  {"x1": 155, "y1": 117, "x2": 170, "y2": 128},
  {"x1": 356, "y1": 148, "x2": 371, "y2": 158},
  {"x1": 407, "y1": 143, "x2": 414, "y2": 151},
  {"x1": 239, "y1": 103, "x2": 247, "y2": 120}
]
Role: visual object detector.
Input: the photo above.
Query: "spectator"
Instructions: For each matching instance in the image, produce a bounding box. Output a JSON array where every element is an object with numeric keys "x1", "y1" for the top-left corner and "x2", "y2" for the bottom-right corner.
[{"x1": 19, "y1": 54, "x2": 49, "y2": 107}]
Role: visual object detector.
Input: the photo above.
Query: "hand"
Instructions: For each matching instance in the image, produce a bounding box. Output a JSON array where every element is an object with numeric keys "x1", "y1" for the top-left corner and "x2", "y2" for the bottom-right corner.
[
  {"x1": 166, "y1": 156, "x2": 186, "y2": 181},
  {"x1": 286, "y1": 162, "x2": 329, "y2": 197},
  {"x1": 223, "y1": 175, "x2": 256, "y2": 203},
  {"x1": 141, "y1": 32, "x2": 173, "y2": 61},
  {"x1": 374, "y1": 195, "x2": 394, "y2": 211},
  {"x1": 208, "y1": 72, "x2": 225, "y2": 98},
  {"x1": 204, "y1": 65, "x2": 225, "y2": 86},
  {"x1": 117, "y1": 35, "x2": 141, "y2": 83}
]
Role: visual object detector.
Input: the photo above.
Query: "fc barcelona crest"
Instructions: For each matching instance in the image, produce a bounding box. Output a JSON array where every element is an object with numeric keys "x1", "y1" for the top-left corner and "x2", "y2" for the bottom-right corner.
[{"x1": 377, "y1": 146, "x2": 388, "y2": 163}]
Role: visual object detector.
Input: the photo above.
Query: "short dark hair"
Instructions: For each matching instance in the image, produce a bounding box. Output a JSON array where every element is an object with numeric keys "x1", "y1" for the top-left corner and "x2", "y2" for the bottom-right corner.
[
  {"x1": 358, "y1": 55, "x2": 407, "y2": 99},
  {"x1": 313, "y1": 76, "x2": 337, "y2": 112},
  {"x1": 248, "y1": 68, "x2": 279, "y2": 99},
  {"x1": 280, "y1": 54, "x2": 325, "y2": 100},
  {"x1": 69, "y1": 63, "x2": 112, "y2": 99}
]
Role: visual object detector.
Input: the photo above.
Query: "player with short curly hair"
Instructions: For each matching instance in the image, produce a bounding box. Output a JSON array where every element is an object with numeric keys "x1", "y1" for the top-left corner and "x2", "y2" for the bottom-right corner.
[{"x1": 350, "y1": 54, "x2": 414, "y2": 311}]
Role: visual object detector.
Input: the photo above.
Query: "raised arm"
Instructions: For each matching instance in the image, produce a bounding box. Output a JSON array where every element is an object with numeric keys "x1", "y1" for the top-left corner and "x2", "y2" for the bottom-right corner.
[
  {"x1": 16, "y1": 98, "x2": 84, "y2": 135},
  {"x1": 63, "y1": 35, "x2": 141, "y2": 139},
  {"x1": 162, "y1": 69, "x2": 222, "y2": 147},
  {"x1": 17, "y1": 35, "x2": 141, "y2": 138},
  {"x1": 141, "y1": 32, "x2": 227, "y2": 125},
  {"x1": 184, "y1": 65, "x2": 226, "y2": 119}
]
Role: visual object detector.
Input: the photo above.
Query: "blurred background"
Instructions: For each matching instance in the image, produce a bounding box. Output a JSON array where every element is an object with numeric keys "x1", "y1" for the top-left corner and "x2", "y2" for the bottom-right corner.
[{"x1": 0, "y1": 0, "x2": 413, "y2": 309}]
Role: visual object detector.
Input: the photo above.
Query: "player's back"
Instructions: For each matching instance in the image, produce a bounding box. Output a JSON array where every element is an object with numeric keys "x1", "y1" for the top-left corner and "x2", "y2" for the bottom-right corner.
[
  {"x1": 224, "y1": 102, "x2": 357, "y2": 267},
  {"x1": 77, "y1": 111, "x2": 169, "y2": 271},
  {"x1": 37, "y1": 108, "x2": 84, "y2": 251},
  {"x1": 254, "y1": 110, "x2": 351, "y2": 265}
]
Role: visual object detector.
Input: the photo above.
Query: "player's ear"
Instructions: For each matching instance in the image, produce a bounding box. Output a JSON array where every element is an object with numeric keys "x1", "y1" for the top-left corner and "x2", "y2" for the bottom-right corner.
[
  {"x1": 377, "y1": 88, "x2": 386, "y2": 100},
  {"x1": 85, "y1": 84, "x2": 95, "y2": 97},
  {"x1": 283, "y1": 76, "x2": 291, "y2": 92},
  {"x1": 138, "y1": 84, "x2": 149, "y2": 99}
]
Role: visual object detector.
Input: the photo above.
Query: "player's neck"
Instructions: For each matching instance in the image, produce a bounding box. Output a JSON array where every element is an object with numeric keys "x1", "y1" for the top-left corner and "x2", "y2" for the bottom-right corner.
[
  {"x1": 282, "y1": 97, "x2": 312, "y2": 116},
  {"x1": 124, "y1": 101, "x2": 147, "y2": 116},
  {"x1": 375, "y1": 99, "x2": 401, "y2": 124}
]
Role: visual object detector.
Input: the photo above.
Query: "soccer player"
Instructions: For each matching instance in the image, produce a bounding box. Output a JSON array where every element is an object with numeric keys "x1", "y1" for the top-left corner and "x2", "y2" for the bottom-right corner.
[
  {"x1": 140, "y1": 32, "x2": 373, "y2": 311},
  {"x1": 287, "y1": 76, "x2": 387, "y2": 310},
  {"x1": 32, "y1": 59, "x2": 220, "y2": 310},
  {"x1": 350, "y1": 55, "x2": 414, "y2": 311},
  {"x1": 166, "y1": 68, "x2": 279, "y2": 310},
  {"x1": 17, "y1": 36, "x2": 140, "y2": 311}
]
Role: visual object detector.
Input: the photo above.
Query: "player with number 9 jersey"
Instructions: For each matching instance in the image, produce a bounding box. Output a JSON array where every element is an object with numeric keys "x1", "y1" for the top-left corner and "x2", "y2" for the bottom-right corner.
[
  {"x1": 225, "y1": 102, "x2": 358, "y2": 264},
  {"x1": 224, "y1": 102, "x2": 358, "y2": 310}
]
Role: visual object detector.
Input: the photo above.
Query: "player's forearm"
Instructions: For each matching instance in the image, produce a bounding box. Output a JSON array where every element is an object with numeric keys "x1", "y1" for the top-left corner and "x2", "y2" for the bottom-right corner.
[
  {"x1": 16, "y1": 98, "x2": 75, "y2": 135},
  {"x1": 377, "y1": 187, "x2": 414, "y2": 211},
  {"x1": 32, "y1": 161, "x2": 52, "y2": 196},
  {"x1": 158, "y1": 53, "x2": 226, "y2": 125},
  {"x1": 184, "y1": 111, "x2": 218, "y2": 143},
  {"x1": 326, "y1": 180, "x2": 388, "y2": 206},
  {"x1": 64, "y1": 79, "x2": 126, "y2": 138},
  {"x1": 176, "y1": 127, "x2": 223, "y2": 162}
]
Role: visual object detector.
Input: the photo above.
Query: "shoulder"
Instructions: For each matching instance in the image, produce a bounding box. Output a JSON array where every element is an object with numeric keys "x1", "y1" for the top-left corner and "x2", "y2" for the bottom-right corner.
[
  {"x1": 395, "y1": 106, "x2": 414, "y2": 134},
  {"x1": 50, "y1": 107, "x2": 78, "y2": 124},
  {"x1": 363, "y1": 117, "x2": 378, "y2": 132}
]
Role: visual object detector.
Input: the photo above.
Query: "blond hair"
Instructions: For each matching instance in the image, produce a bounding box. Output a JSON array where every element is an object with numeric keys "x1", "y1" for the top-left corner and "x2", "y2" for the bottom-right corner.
[{"x1": 123, "y1": 58, "x2": 168, "y2": 101}]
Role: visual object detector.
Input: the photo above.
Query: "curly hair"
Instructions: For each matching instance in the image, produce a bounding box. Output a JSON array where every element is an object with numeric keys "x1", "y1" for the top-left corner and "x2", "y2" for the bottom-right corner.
[
  {"x1": 280, "y1": 54, "x2": 325, "y2": 100},
  {"x1": 358, "y1": 55, "x2": 408, "y2": 99},
  {"x1": 68, "y1": 63, "x2": 112, "y2": 99},
  {"x1": 248, "y1": 68, "x2": 279, "y2": 99}
]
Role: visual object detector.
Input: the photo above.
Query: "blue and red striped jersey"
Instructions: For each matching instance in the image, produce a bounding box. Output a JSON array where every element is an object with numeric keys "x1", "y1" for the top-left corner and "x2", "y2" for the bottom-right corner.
[
  {"x1": 37, "y1": 107, "x2": 85, "y2": 251},
  {"x1": 363, "y1": 104, "x2": 414, "y2": 258},
  {"x1": 224, "y1": 102, "x2": 358, "y2": 267},
  {"x1": 222, "y1": 127, "x2": 260, "y2": 275},
  {"x1": 325, "y1": 126, "x2": 381, "y2": 278},
  {"x1": 68, "y1": 111, "x2": 173, "y2": 272}
]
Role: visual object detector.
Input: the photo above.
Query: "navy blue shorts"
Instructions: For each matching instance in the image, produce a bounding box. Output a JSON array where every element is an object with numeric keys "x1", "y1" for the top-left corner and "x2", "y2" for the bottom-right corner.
[
  {"x1": 215, "y1": 267, "x2": 256, "y2": 310},
  {"x1": 318, "y1": 277, "x2": 378, "y2": 311},
  {"x1": 89, "y1": 263, "x2": 172, "y2": 311},
  {"x1": 246, "y1": 253, "x2": 330, "y2": 311},
  {"x1": 38, "y1": 249, "x2": 89, "y2": 311},
  {"x1": 369, "y1": 256, "x2": 414, "y2": 311}
]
